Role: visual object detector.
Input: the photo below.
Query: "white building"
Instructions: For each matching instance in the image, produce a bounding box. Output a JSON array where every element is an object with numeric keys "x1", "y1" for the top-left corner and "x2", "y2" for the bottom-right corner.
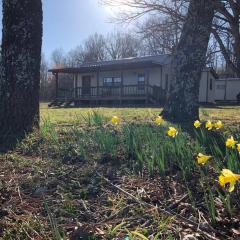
[
  {"x1": 48, "y1": 54, "x2": 218, "y2": 106},
  {"x1": 215, "y1": 78, "x2": 240, "y2": 102}
]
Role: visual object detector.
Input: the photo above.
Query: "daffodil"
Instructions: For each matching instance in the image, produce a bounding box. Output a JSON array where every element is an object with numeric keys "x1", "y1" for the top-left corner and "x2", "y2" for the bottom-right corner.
[
  {"x1": 205, "y1": 120, "x2": 213, "y2": 130},
  {"x1": 214, "y1": 120, "x2": 223, "y2": 130},
  {"x1": 111, "y1": 116, "x2": 120, "y2": 125},
  {"x1": 155, "y1": 116, "x2": 164, "y2": 125},
  {"x1": 194, "y1": 120, "x2": 201, "y2": 128},
  {"x1": 219, "y1": 169, "x2": 240, "y2": 192},
  {"x1": 167, "y1": 127, "x2": 178, "y2": 138},
  {"x1": 237, "y1": 144, "x2": 240, "y2": 153},
  {"x1": 225, "y1": 136, "x2": 238, "y2": 148},
  {"x1": 197, "y1": 153, "x2": 212, "y2": 165}
]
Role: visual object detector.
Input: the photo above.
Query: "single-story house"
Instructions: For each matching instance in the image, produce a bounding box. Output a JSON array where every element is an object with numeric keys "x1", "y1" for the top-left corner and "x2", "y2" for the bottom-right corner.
[
  {"x1": 48, "y1": 54, "x2": 218, "y2": 106},
  {"x1": 215, "y1": 78, "x2": 240, "y2": 102}
]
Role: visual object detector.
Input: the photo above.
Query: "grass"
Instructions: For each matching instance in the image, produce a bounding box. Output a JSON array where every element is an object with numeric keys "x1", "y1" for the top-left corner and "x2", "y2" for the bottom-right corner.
[
  {"x1": 0, "y1": 103, "x2": 240, "y2": 239},
  {"x1": 40, "y1": 103, "x2": 159, "y2": 125},
  {"x1": 40, "y1": 103, "x2": 240, "y2": 129}
]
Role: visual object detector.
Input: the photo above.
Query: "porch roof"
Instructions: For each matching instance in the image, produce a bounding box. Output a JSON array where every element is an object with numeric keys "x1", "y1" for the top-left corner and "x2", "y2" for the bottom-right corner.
[{"x1": 48, "y1": 54, "x2": 171, "y2": 74}]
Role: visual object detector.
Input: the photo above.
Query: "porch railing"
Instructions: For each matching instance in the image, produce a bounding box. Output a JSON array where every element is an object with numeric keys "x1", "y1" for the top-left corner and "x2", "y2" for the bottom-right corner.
[{"x1": 57, "y1": 84, "x2": 165, "y2": 101}]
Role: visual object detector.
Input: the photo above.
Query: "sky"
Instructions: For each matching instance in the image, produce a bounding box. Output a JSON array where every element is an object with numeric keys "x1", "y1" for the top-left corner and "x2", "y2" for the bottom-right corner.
[{"x1": 0, "y1": 0, "x2": 120, "y2": 60}]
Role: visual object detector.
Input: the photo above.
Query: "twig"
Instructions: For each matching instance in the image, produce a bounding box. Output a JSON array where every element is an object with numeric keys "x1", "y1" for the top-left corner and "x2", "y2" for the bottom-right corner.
[
  {"x1": 17, "y1": 185, "x2": 23, "y2": 204},
  {"x1": 168, "y1": 194, "x2": 188, "y2": 209},
  {"x1": 22, "y1": 227, "x2": 35, "y2": 240},
  {"x1": 96, "y1": 171, "x2": 230, "y2": 240},
  {"x1": 99, "y1": 204, "x2": 135, "y2": 223}
]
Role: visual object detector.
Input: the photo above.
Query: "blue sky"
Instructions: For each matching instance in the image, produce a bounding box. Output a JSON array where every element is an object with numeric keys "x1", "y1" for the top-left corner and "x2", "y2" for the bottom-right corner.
[{"x1": 0, "y1": 0, "x2": 117, "y2": 60}]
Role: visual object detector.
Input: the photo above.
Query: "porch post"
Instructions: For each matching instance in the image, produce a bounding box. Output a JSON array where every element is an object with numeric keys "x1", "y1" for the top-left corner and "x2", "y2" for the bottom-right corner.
[
  {"x1": 224, "y1": 78, "x2": 227, "y2": 101},
  {"x1": 55, "y1": 72, "x2": 59, "y2": 99},
  {"x1": 74, "y1": 73, "x2": 78, "y2": 99},
  {"x1": 120, "y1": 71, "x2": 123, "y2": 105},
  {"x1": 146, "y1": 70, "x2": 150, "y2": 105},
  {"x1": 97, "y1": 68, "x2": 100, "y2": 105}
]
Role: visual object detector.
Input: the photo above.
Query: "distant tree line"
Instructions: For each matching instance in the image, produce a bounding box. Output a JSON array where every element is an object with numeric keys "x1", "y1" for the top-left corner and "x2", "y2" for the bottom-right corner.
[{"x1": 51, "y1": 31, "x2": 144, "y2": 67}]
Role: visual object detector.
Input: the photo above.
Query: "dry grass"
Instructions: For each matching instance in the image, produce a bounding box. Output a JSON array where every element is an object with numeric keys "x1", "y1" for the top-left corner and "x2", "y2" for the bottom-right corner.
[{"x1": 40, "y1": 103, "x2": 240, "y2": 128}]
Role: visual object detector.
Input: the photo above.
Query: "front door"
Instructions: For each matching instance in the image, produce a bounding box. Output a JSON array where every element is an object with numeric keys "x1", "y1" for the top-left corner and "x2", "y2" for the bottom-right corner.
[{"x1": 82, "y1": 76, "x2": 91, "y2": 96}]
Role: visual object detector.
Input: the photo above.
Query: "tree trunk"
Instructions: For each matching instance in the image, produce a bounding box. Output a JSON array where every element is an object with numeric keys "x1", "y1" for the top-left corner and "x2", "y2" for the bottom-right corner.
[
  {"x1": 0, "y1": 0, "x2": 43, "y2": 149},
  {"x1": 161, "y1": 0, "x2": 215, "y2": 126},
  {"x1": 232, "y1": 24, "x2": 240, "y2": 78}
]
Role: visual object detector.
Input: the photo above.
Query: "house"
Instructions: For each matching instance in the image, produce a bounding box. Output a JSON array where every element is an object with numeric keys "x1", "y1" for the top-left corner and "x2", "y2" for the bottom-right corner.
[
  {"x1": 48, "y1": 54, "x2": 217, "y2": 107},
  {"x1": 215, "y1": 78, "x2": 240, "y2": 102}
]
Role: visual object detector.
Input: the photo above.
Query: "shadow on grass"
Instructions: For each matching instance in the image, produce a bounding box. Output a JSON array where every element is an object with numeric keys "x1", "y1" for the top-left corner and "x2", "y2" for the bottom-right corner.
[
  {"x1": 201, "y1": 103, "x2": 240, "y2": 109},
  {"x1": 48, "y1": 104, "x2": 164, "y2": 109}
]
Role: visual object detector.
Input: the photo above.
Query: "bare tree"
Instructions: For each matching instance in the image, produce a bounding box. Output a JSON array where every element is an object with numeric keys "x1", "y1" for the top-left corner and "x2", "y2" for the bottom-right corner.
[
  {"x1": 137, "y1": 15, "x2": 182, "y2": 55},
  {"x1": 0, "y1": 0, "x2": 43, "y2": 149},
  {"x1": 101, "y1": 0, "x2": 240, "y2": 77},
  {"x1": 51, "y1": 48, "x2": 66, "y2": 67},
  {"x1": 66, "y1": 46, "x2": 85, "y2": 67},
  {"x1": 82, "y1": 33, "x2": 107, "y2": 62},
  {"x1": 106, "y1": 31, "x2": 141, "y2": 59},
  {"x1": 65, "y1": 31, "x2": 141, "y2": 64},
  {"x1": 161, "y1": 0, "x2": 215, "y2": 125},
  {"x1": 212, "y1": 0, "x2": 240, "y2": 77},
  {"x1": 101, "y1": 0, "x2": 187, "y2": 23},
  {"x1": 40, "y1": 54, "x2": 51, "y2": 101}
]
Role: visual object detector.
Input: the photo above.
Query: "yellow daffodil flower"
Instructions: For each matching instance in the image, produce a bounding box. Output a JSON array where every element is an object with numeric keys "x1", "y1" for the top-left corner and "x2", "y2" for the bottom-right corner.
[
  {"x1": 205, "y1": 120, "x2": 213, "y2": 130},
  {"x1": 111, "y1": 116, "x2": 120, "y2": 125},
  {"x1": 214, "y1": 120, "x2": 223, "y2": 130},
  {"x1": 225, "y1": 136, "x2": 238, "y2": 148},
  {"x1": 237, "y1": 144, "x2": 240, "y2": 153},
  {"x1": 167, "y1": 127, "x2": 178, "y2": 138},
  {"x1": 219, "y1": 169, "x2": 240, "y2": 192},
  {"x1": 197, "y1": 153, "x2": 212, "y2": 165},
  {"x1": 194, "y1": 120, "x2": 201, "y2": 128},
  {"x1": 155, "y1": 116, "x2": 164, "y2": 125}
]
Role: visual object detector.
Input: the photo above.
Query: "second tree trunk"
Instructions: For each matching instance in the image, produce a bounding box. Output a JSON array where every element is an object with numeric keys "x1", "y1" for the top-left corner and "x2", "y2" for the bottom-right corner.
[{"x1": 161, "y1": 0, "x2": 215, "y2": 126}]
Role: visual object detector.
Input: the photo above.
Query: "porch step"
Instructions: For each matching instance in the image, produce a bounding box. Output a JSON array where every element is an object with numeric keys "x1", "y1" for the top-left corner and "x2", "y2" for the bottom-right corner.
[
  {"x1": 56, "y1": 100, "x2": 65, "y2": 107},
  {"x1": 48, "y1": 99, "x2": 66, "y2": 107},
  {"x1": 63, "y1": 99, "x2": 74, "y2": 107},
  {"x1": 48, "y1": 99, "x2": 58, "y2": 107},
  {"x1": 215, "y1": 100, "x2": 239, "y2": 105}
]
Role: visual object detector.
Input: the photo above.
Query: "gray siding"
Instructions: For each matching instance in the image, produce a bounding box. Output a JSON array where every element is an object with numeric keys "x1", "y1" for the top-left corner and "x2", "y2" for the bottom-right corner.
[
  {"x1": 215, "y1": 79, "x2": 240, "y2": 101},
  {"x1": 76, "y1": 67, "x2": 163, "y2": 88},
  {"x1": 75, "y1": 65, "x2": 215, "y2": 103}
]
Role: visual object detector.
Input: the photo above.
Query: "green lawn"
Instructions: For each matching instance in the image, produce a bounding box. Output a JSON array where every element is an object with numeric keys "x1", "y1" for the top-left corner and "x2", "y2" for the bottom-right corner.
[{"x1": 40, "y1": 103, "x2": 240, "y2": 128}]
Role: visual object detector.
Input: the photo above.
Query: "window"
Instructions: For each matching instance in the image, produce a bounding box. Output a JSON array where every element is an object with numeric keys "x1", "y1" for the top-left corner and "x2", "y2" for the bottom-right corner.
[
  {"x1": 217, "y1": 84, "x2": 225, "y2": 90},
  {"x1": 113, "y1": 77, "x2": 122, "y2": 86},
  {"x1": 103, "y1": 77, "x2": 113, "y2": 86},
  {"x1": 210, "y1": 79, "x2": 213, "y2": 90},
  {"x1": 138, "y1": 74, "x2": 145, "y2": 90},
  {"x1": 103, "y1": 77, "x2": 122, "y2": 86}
]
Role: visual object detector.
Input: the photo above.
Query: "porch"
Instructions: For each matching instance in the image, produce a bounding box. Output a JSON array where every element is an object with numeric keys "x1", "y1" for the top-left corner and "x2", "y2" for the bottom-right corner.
[
  {"x1": 48, "y1": 56, "x2": 168, "y2": 107},
  {"x1": 48, "y1": 84, "x2": 165, "y2": 107}
]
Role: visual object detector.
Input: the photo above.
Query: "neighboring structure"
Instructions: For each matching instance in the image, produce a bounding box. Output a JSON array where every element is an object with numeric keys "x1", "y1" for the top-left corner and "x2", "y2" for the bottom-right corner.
[
  {"x1": 48, "y1": 54, "x2": 218, "y2": 106},
  {"x1": 215, "y1": 78, "x2": 240, "y2": 102}
]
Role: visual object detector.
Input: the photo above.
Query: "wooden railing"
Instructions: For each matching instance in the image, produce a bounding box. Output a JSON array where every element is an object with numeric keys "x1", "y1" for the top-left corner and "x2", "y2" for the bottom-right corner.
[
  {"x1": 57, "y1": 85, "x2": 165, "y2": 101},
  {"x1": 57, "y1": 88, "x2": 74, "y2": 99}
]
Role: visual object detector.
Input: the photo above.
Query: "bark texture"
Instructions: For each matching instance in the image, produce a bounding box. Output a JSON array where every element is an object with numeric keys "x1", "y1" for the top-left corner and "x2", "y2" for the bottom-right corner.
[
  {"x1": 161, "y1": 0, "x2": 215, "y2": 125},
  {"x1": 0, "y1": 0, "x2": 43, "y2": 148}
]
